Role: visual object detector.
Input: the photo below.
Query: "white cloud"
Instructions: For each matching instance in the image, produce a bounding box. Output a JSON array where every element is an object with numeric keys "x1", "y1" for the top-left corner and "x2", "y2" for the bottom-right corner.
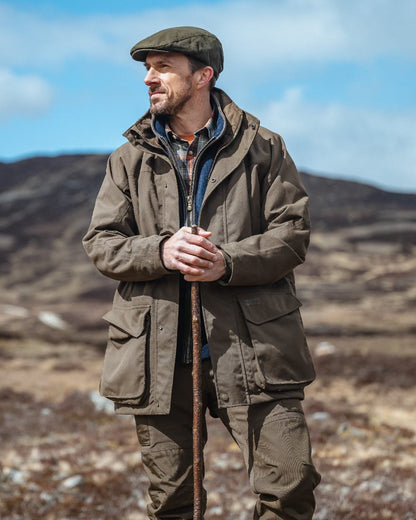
[
  {"x1": 0, "y1": 0, "x2": 414, "y2": 190},
  {"x1": 0, "y1": 0, "x2": 414, "y2": 68},
  {"x1": 0, "y1": 69, "x2": 53, "y2": 120},
  {"x1": 258, "y1": 88, "x2": 416, "y2": 192}
]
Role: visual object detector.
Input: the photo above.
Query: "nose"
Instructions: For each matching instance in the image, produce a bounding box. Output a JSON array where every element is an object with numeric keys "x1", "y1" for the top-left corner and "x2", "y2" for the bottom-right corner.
[{"x1": 144, "y1": 67, "x2": 159, "y2": 86}]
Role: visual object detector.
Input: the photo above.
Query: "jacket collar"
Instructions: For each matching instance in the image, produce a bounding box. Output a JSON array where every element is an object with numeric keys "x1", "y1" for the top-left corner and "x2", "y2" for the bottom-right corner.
[{"x1": 122, "y1": 88, "x2": 251, "y2": 154}]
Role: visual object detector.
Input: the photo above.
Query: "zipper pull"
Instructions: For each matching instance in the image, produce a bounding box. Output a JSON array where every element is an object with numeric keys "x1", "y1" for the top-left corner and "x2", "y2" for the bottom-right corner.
[{"x1": 187, "y1": 195, "x2": 192, "y2": 212}]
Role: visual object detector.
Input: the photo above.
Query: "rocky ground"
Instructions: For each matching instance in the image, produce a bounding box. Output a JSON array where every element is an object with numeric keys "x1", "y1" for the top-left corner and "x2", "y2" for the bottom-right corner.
[{"x1": 1, "y1": 335, "x2": 415, "y2": 520}]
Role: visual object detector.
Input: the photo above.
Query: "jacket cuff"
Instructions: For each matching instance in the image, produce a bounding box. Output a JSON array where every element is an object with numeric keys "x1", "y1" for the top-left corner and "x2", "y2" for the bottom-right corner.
[
  {"x1": 218, "y1": 249, "x2": 232, "y2": 285},
  {"x1": 159, "y1": 235, "x2": 176, "y2": 273}
]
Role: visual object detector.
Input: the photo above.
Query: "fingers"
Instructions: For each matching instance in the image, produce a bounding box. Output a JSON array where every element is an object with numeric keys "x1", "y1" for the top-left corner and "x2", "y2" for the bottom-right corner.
[
  {"x1": 187, "y1": 226, "x2": 212, "y2": 238},
  {"x1": 161, "y1": 227, "x2": 219, "y2": 273},
  {"x1": 184, "y1": 250, "x2": 226, "y2": 282}
]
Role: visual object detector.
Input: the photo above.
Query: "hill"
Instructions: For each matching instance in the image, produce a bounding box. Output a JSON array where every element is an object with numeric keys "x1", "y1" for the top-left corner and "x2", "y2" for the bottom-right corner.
[{"x1": 0, "y1": 154, "x2": 415, "y2": 343}]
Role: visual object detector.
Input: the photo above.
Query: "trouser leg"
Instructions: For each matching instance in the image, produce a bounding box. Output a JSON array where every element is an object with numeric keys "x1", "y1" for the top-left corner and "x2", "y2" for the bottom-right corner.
[
  {"x1": 134, "y1": 363, "x2": 208, "y2": 520},
  {"x1": 216, "y1": 399, "x2": 321, "y2": 520},
  {"x1": 134, "y1": 359, "x2": 320, "y2": 520}
]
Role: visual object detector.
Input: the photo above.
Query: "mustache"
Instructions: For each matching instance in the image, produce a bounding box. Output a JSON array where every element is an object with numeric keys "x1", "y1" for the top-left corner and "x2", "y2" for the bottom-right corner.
[{"x1": 149, "y1": 86, "x2": 166, "y2": 95}]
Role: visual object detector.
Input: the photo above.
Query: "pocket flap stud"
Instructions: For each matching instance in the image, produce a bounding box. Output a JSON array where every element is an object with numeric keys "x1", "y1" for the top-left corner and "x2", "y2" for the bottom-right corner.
[{"x1": 103, "y1": 305, "x2": 150, "y2": 338}]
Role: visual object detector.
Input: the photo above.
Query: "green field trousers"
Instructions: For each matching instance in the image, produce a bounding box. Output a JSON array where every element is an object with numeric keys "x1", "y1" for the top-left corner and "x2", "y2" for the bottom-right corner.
[{"x1": 134, "y1": 360, "x2": 320, "y2": 519}]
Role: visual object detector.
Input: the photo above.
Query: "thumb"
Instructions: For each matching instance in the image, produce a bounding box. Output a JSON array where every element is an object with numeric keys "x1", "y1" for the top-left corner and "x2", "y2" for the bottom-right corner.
[{"x1": 195, "y1": 226, "x2": 212, "y2": 237}]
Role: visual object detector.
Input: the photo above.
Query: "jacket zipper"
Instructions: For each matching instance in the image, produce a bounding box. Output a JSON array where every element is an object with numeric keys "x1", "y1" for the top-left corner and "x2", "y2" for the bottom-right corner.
[
  {"x1": 188, "y1": 141, "x2": 209, "y2": 225},
  {"x1": 157, "y1": 131, "x2": 222, "y2": 227}
]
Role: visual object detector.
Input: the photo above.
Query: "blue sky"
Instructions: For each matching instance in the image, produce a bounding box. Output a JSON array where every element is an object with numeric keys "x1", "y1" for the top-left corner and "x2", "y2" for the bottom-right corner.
[{"x1": 0, "y1": 0, "x2": 415, "y2": 192}]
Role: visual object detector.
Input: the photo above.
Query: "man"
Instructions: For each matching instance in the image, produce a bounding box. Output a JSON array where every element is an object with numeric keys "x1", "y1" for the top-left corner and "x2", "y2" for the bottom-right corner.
[{"x1": 83, "y1": 26, "x2": 320, "y2": 520}]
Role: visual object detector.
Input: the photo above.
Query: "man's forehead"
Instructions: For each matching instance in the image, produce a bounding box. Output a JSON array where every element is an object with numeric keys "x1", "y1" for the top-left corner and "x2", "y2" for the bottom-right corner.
[{"x1": 145, "y1": 51, "x2": 186, "y2": 64}]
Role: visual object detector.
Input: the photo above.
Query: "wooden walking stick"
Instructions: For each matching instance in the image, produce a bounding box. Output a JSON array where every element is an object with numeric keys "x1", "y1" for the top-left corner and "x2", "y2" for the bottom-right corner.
[{"x1": 191, "y1": 224, "x2": 203, "y2": 520}]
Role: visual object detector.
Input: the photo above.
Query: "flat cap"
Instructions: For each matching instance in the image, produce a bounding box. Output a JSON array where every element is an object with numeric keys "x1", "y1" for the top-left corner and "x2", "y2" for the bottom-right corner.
[{"x1": 130, "y1": 26, "x2": 224, "y2": 79}]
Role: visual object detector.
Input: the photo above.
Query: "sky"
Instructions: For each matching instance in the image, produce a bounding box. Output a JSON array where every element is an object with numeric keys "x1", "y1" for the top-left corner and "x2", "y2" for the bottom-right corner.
[{"x1": 0, "y1": 0, "x2": 415, "y2": 192}]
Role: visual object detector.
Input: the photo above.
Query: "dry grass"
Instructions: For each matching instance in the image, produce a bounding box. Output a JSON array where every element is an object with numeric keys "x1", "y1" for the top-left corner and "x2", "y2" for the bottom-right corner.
[{"x1": 1, "y1": 336, "x2": 415, "y2": 519}]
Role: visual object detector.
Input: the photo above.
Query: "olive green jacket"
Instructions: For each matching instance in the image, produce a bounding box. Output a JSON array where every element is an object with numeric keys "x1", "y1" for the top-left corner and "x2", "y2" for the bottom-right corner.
[{"x1": 83, "y1": 88, "x2": 316, "y2": 414}]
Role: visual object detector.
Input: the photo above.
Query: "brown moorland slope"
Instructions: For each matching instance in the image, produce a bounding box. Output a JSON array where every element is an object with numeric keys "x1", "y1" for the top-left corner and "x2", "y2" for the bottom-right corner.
[{"x1": 0, "y1": 154, "x2": 415, "y2": 343}]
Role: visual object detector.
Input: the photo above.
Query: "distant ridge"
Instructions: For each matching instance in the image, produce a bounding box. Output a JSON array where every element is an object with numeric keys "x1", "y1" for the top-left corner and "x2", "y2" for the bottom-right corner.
[{"x1": 0, "y1": 154, "x2": 415, "y2": 343}]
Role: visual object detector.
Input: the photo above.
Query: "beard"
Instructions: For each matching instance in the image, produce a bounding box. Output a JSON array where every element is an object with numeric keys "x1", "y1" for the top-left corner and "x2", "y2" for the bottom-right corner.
[{"x1": 149, "y1": 79, "x2": 193, "y2": 116}]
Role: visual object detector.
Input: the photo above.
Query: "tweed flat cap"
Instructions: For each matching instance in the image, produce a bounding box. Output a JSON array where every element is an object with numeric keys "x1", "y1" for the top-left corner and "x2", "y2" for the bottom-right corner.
[{"x1": 130, "y1": 26, "x2": 224, "y2": 79}]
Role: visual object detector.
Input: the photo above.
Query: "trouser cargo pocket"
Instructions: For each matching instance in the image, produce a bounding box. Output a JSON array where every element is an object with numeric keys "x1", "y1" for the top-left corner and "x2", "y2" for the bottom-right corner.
[{"x1": 100, "y1": 305, "x2": 150, "y2": 404}]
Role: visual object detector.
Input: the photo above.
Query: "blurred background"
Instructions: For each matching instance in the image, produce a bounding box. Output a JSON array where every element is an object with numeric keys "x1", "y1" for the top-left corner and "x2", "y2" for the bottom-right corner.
[{"x1": 0, "y1": 1, "x2": 415, "y2": 519}]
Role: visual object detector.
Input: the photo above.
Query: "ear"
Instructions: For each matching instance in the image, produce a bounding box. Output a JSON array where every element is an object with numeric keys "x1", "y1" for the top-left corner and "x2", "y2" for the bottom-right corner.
[{"x1": 195, "y1": 66, "x2": 214, "y2": 89}]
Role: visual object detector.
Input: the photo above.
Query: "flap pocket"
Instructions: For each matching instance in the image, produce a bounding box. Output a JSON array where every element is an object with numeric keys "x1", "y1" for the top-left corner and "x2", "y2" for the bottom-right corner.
[
  {"x1": 237, "y1": 292, "x2": 314, "y2": 388},
  {"x1": 100, "y1": 305, "x2": 151, "y2": 401},
  {"x1": 103, "y1": 305, "x2": 150, "y2": 338},
  {"x1": 238, "y1": 292, "x2": 301, "y2": 325}
]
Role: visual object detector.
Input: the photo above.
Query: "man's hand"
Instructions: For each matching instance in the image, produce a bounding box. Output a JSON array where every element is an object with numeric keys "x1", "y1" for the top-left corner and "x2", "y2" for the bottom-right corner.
[{"x1": 161, "y1": 226, "x2": 226, "y2": 282}]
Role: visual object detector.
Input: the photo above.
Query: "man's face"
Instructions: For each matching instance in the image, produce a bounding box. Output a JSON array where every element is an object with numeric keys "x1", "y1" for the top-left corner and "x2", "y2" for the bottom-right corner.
[{"x1": 144, "y1": 52, "x2": 195, "y2": 116}]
